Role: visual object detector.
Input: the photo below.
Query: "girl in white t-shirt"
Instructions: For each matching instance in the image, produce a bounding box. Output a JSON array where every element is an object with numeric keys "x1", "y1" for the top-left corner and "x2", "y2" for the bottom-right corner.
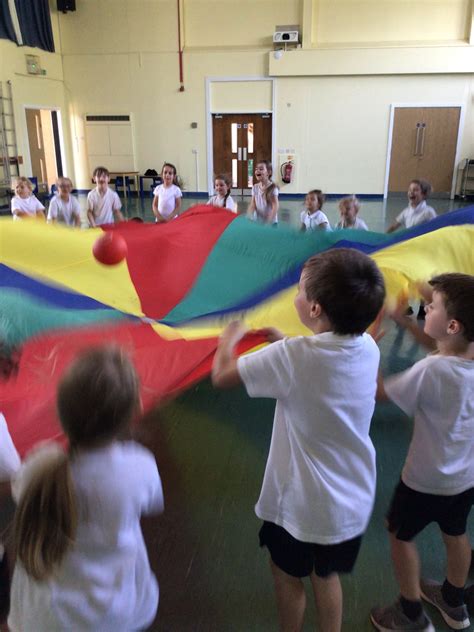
[
  {"x1": 152, "y1": 162, "x2": 182, "y2": 223},
  {"x1": 11, "y1": 177, "x2": 45, "y2": 221},
  {"x1": 8, "y1": 346, "x2": 164, "y2": 632},
  {"x1": 47, "y1": 177, "x2": 81, "y2": 227},
  {"x1": 248, "y1": 160, "x2": 279, "y2": 224},
  {"x1": 336, "y1": 195, "x2": 368, "y2": 230},
  {"x1": 300, "y1": 189, "x2": 330, "y2": 231},
  {"x1": 207, "y1": 174, "x2": 237, "y2": 212}
]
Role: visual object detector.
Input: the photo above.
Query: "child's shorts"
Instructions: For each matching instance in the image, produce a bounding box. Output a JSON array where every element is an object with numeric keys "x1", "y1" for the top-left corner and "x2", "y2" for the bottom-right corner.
[
  {"x1": 387, "y1": 479, "x2": 474, "y2": 542},
  {"x1": 258, "y1": 521, "x2": 362, "y2": 578}
]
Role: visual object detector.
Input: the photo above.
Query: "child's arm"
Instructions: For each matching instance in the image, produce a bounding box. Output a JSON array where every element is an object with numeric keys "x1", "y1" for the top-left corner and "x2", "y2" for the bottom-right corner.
[
  {"x1": 318, "y1": 221, "x2": 329, "y2": 231},
  {"x1": 167, "y1": 195, "x2": 181, "y2": 221},
  {"x1": 386, "y1": 220, "x2": 401, "y2": 233},
  {"x1": 212, "y1": 321, "x2": 248, "y2": 388},
  {"x1": 247, "y1": 195, "x2": 256, "y2": 217},
  {"x1": 112, "y1": 197, "x2": 124, "y2": 222},
  {"x1": 152, "y1": 195, "x2": 166, "y2": 222},
  {"x1": 268, "y1": 194, "x2": 279, "y2": 224},
  {"x1": 390, "y1": 293, "x2": 436, "y2": 351},
  {"x1": 87, "y1": 207, "x2": 96, "y2": 227}
]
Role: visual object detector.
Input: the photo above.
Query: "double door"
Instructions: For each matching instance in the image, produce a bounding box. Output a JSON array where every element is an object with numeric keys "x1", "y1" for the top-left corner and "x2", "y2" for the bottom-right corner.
[{"x1": 212, "y1": 113, "x2": 272, "y2": 195}]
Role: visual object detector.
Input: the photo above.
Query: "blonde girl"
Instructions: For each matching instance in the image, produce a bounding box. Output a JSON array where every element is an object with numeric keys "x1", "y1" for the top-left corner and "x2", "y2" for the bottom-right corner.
[
  {"x1": 8, "y1": 346, "x2": 163, "y2": 632},
  {"x1": 336, "y1": 195, "x2": 368, "y2": 230},
  {"x1": 47, "y1": 176, "x2": 81, "y2": 227},
  {"x1": 207, "y1": 174, "x2": 237, "y2": 212},
  {"x1": 248, "y1": 160, "x2": 279, "y2": 224},
  {"x1": 11, "y1": 177, "x2": 45, "y2": 221},
  {"x1": 152, "y1": 162, "x2": 182, "y2": 222}
]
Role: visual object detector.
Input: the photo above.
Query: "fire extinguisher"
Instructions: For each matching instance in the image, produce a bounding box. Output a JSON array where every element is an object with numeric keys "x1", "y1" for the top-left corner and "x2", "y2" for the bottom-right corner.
[{"x1": 281, "y1": 160, "x2": 293, "y2": 184}]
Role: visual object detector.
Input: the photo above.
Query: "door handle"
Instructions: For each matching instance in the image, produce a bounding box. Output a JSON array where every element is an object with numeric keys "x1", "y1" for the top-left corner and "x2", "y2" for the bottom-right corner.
[
  {"x1": 238, "y1": 147, "x2": 242, "y2": 160},
  {"x1": 243, "y1": 148, "x2": 247, "y2": 160},
  {"x1": 414, "y1": 123, "x2": 421, "y2": 156},
  {"x1": 419, "y1": 124, "x2": 426, "y2": 157}
]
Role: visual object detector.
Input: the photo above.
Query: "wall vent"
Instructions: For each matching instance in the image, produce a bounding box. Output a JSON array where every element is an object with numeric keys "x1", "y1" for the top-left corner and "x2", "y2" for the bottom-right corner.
[{"x1": 85, "y1": 115, "x2": 130, "y2": 122}]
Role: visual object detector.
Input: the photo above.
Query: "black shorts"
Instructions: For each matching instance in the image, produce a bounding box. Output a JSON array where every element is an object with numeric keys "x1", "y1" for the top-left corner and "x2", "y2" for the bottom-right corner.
[
  {"x1": 259, "y1": 521, "x2": 362, "y2": 578},
  {"x1": 387, "y1": 480, "x2": 474, "y2": 542}
]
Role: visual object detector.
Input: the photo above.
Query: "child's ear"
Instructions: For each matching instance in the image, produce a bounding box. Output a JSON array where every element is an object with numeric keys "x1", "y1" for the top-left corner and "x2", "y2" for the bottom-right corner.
[
  {"x1": 447, "y1": 319, "x2": 463, "y2": 336},
  {"x1": 310, "y1": 302, "x2": 322, "y2": 319}
]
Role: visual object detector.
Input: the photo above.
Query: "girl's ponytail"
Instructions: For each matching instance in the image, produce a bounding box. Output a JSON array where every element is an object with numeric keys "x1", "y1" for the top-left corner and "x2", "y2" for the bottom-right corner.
[{"x1": 14, "y1": 452, "x2": 77, "y2": 580}]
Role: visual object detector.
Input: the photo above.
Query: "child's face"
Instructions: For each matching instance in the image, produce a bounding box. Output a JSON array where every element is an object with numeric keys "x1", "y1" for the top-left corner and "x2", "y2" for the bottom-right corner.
[
  {"x1": 215, "y1": 179, "x2": 228, "y2": 197},
  {"x1": 407, "y1": 182, "x2": 424, "y2": 206},
  {"x1": 424, "y1": 290, "x2": 451, "y2": 340},
  {"x1": 95, "y1": 173, "x2": 109, "y2": 188},
  {"x1": 340, "y1": 202, "x2": 358, "y2": 223},
  {"x1": 15, "y1": 182, "x2": 30, "y2": 198},
  {"x1": 58, "y1": 181, "x2": 72, "y2": 196},
  {"x1": 255, "y1": 163, "x2": 269, "y2": 182},
  {"x1": 294, "y1": 272, "x2": 314, "y2": 330},
  {"x1": 305, "y1": 193, "x2": 320, "y2": 213},
  {"x1": 162, "y1": 167, "x2": 175, "y2": 186}
]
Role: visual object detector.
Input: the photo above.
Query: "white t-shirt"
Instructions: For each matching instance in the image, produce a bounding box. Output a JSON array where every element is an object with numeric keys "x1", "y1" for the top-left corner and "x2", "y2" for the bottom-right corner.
[
  {"x1": 336, "y1": 217, "x2": 369, "y2": 230},
  {"x1": 396, "y1": 200, "x2": 436, "y2": 228},
  {"x1": 237, "y1": 332, "x2": 379, "y2": 544},
  {"x1": 385, "y1": 354, "x2": 474, "y2": 495},
  {"x1": 9, "y1": 440, "x2": 163, "y2": 632},
  {"x1": 87, "y1": 188, "x2": 122, "y2": 226},
  {"x1": 251, "y1": 183, "x2": 279, "y2": 223},
  {"x1": 47, "y1": 194, "x2": 81, "y2": 226},
  {"x1": 11, "y1": 195, "x2": 44, "y2": 220},
  {"x1": 0, "y1": 413, "x2": 21, "y2": 482},
  {"x1": 300, "y1": 209, "x2": 330, "y2": 231},
  {"x1": 153, "y1": 184, "x2": 182, "y2": 219},
  {"x1": 207, "y1": 194, "x2": 236, "y2": 212}
]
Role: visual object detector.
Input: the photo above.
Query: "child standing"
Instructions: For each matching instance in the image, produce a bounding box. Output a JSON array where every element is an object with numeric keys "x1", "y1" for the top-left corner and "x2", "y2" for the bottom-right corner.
[
  {"x1": 387, "y1": 179, "x2": 436, "y2": 233},
  {"x1": 336, "y1": 195, "x2": 368, "y2": 230},
  {"x1": 152, "y1": 163, "x2": 182, "y2": 223},
  {"x1": 87, "y1": 166, "x2": 124, "y2": 227},
  {"x1": 11, "y1": 177, "x2": 45, "y2": 221},
  {"x1": 207, "y1": 174, "x2": 237, "y2": 212},
  {"x1": 248, "y1": 160, "x2": 279, "y2": 224},
  {"x1": 47, "y1": 177, "x2": 81, "y2": 227},
  {"x1": 8, "y1": 346, "x2": 164, "y2": 632},
  {"x1": 370, "y1": 273, "x2": 474, "y2": 632},
  {"x1": 300, "y1": 189, "x2": 330, "y2": 231},
  {"x1": 212, "y1": 248, "x2": 386, "y2": 632}
]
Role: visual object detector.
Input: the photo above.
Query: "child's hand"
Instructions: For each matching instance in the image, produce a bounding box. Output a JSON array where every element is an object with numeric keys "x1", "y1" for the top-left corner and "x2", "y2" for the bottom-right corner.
[
  {"x1": 257, "y1": 327, "x2": 285, "y2": 343},
  {"x1": 415, "y1": 281, "x2": 433, "y2": 304},
  {"x1": 389, "y1": 292, "x2": 411, "y2": 327},
  {"x1": 219, "y1": 321, "x2": 248, "y2": 348}
]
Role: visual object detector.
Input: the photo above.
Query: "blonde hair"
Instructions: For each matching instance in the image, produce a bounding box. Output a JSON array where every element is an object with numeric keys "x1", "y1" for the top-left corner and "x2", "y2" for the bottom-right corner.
[
  {"x1": 339, "y1": 195, "x2": 361, "y2": 214},
  {"x1": 14, "y1": 176, "x2": 34, "y2": 193},
  {"x1": 56, "y1": 176, "x2": 73, "y2": 188},
  {"x1": 14, "y1": 346, "x2": 140, "y2": 580}
]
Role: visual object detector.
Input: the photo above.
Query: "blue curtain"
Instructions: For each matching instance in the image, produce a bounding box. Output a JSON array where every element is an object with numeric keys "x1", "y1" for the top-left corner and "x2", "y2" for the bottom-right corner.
[
  {"x1": 0, "y1": 0, "x2": 16, "y2": 44},
  {"x1": 14, "y1": 0, "x2": 54, "y2": 52}
]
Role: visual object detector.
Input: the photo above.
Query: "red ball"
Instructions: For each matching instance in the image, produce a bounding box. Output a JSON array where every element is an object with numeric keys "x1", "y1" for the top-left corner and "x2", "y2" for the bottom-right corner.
[{"x1": 93, "y1": 232, "x2": 128, "y2": 266}]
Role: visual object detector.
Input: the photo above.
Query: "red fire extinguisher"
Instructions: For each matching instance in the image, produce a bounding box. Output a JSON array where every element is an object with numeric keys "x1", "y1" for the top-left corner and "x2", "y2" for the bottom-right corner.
[{"x1": 281, "y1": 160, "x2": 293, "y2": 184}]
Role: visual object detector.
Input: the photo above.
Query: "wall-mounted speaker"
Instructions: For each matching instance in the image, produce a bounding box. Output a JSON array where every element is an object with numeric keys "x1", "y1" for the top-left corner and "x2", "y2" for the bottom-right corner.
[{"x1": 57, "y1": 0, "x2": 76, "y2": 13}]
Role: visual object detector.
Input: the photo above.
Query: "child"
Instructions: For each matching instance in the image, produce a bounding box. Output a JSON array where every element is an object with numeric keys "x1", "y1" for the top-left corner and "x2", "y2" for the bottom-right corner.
[
  {"x1": 336, "y1": 195, "x2": 368, "y2": 230},
  {"x1": 300, "y1": 189, "x2": 330, "y2": 231},
  {"x1": 248, "y1": 160, "x2": 279, "y2": 224},
  {"x1": 47, "y1": 176, "x2": 81, "y2": 227},
  {"x1": 87, "y1": 166, "x2": 124, "y2": 227},
  {"x1": 152, "y1": 163, "x2": 182, "y2": 223},
  {"x1": 387, "y1": 179, "x2": 436, "y2": 233},
  {"x1": 10, "y1": 177, "x2": 45, "y2": 221},
  {"x1": 207, "y1": 174, "x2": 237, "y2": 212},
  {"x1": 8, "y1": 346, "x2": 164, "y2": 631},
  {"x1": 370, "y1": 273, "x2": 474, "y2": 632},
  {"x1": 212, "y1": 248, "x2": 386, "y2": 632}
]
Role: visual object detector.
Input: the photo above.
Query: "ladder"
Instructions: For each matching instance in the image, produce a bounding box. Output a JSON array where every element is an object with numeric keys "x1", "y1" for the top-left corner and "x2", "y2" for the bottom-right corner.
[{"x1": 0, "y1": 80, "x2": 20, "y2": 209}]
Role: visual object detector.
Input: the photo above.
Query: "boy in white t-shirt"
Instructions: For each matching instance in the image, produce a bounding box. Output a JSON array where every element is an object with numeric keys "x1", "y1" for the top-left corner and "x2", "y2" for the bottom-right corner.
[
  {"x1": 387, "y1": 179, "x2": 436, "y2": 233},
  {"x1": 371, "y1": 273, "x2": 474, "y2": 632},
  {"x1": 300, "y1": 189, "x2": 330, "y2": 231},
  {"x1": 212, "y1": 248, "x2": 386, "y2": 632},
  {"x1": 11, "y1": 177, "x2": 45, "y2": 221},
  {"x1": 47, "y1": 177, "x2": 81, "y2": 227},
  {"x1": 87, "y1": 166, "x2": 124, "y2": 227}
]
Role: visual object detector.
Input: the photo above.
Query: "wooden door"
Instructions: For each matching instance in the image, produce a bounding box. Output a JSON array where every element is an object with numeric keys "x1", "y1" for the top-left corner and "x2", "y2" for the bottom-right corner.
[
  {"x1": 26, "y1": 108, "x2": 47, "y2": 184},
  {"x1": 388, "y1": 107, "x2": 460, "y2": 196},
  {"x1": 212, "y1": 113, "x2": 272, "y2": 194}
]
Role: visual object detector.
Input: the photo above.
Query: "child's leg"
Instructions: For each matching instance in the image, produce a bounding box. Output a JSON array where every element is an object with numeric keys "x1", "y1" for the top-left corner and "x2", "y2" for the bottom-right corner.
[
  {"x1": 390, "y1": 532, "x2": 421, "y2": 600},
  {"x1": 270, "y1": 560, "x2": 306, "y2": 632},
  {"x1": 309, "y1": 571, "x2": 342, "y2": 632},
  {"x1": 443, "y1": 532, "x2": 471, "y2": 588}
]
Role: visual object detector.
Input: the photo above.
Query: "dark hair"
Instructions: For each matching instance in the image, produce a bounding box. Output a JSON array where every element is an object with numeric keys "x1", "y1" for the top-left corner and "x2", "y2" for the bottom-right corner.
[
  {"x1": 161, "y1": 162, "x2": 179, "y2": 186},
  {"x1": 214, "y1": 174, "x2": 231, "y2": 207},
  {"x1": 429, "y1": 273, "x2": 474, "y2": 342},
  {"x1": 92, "y1": 166, "x2": 110, "y2": 179},
  {"x1": 410, "y1": 179, "x2": 432, "y2": 198},
  {"x1": 308, "y1": 189, "x2": 325, "y2": 209},
  {"x1": 257, "y1": 160, "x2": 277, "y2": 206},
  {"x1": 302, "y1": 248, "x2": 385, "y2": 335}
]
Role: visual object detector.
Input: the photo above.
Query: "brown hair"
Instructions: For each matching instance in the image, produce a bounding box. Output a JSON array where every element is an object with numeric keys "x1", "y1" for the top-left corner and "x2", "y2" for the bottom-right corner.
[
  {"x1": 214, "y1": 173, "x2": 232, "y2": 207},
  {"x1": 410, "y1": 179, "x2": 432, "y2": 198},
  {"x1": 92, "y1": 166, "x2": 110, "y2": 179},
  {"x1": 14, "y1": 346, "x2": 140, "y2": 580},
  {"x1": 429, "y1": 273, "x2": 474, "y2": 342},
  {"x1": 56, "y1": 176, "x2": 74, "y2": 189},
  {"x1": 257, "y1": 160, "x2": 277, "y2": 206},
  {"x1": 302, "y1": 248, "x2": 385, "y2": 335},
  {"x1": 308, "y1": 189, "x2": 325, "y2": 210},
  {"x1": 161, "y1": 162, "x2": 180, "y2": 186}
]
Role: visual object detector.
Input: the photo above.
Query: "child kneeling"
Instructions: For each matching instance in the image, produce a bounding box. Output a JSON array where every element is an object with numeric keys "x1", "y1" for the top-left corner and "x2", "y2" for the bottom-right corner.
[{"x1": 212, "y1": 248, "x2": 385, "y2": 631}]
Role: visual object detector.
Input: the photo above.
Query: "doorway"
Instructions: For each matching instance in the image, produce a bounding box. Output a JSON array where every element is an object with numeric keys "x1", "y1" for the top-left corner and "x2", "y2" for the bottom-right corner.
[
  {"x1": 386, "y1": 106, "x2": 461, "y2": 197},
  {"x1": 212, "y1": 113, "x2": 272, "y2": 195},
  {"x1": 25, "y1": 108, "x2": 64, "y2": 191}
]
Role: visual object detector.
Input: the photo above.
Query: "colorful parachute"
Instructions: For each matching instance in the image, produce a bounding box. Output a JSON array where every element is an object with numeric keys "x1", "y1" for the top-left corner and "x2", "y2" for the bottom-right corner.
[{"x1": 1, "y1": 204, "x2": 474, "y2": 455}]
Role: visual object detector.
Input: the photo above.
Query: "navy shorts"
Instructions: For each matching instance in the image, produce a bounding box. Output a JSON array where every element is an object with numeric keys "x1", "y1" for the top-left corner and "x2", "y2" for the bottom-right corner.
[
  {"x1": 387, "y1": 480, "x2": 474, "y2": 542},
  {"x1": 259, "y1": 521, "x2": 362, "y2": 578}
]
